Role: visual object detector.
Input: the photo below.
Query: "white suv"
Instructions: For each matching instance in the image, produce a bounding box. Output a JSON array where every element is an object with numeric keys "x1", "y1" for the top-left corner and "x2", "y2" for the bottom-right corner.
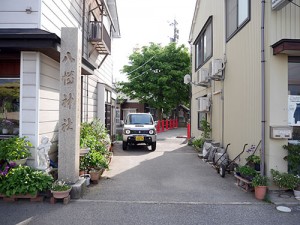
[{"x1": 122, "y1": 113, "x2": 157, "y2": 151}]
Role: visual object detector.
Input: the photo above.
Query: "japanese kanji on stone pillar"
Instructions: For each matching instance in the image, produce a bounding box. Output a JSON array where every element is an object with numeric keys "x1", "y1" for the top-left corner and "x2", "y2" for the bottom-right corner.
[{"x1": 58, "y1": 28, "x2": 82, "y2": 183}]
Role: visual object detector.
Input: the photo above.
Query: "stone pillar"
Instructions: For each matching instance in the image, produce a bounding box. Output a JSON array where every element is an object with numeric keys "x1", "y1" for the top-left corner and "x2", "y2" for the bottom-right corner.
[{"x1": 58, "y1": 28, "x2": 82, "y2": 183}]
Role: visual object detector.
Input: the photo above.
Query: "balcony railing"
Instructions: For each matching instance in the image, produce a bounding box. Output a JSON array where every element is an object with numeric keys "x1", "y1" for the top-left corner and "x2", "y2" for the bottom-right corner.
[{"x1": 89, "y1": 21, "x2": 111, "y2": 55}]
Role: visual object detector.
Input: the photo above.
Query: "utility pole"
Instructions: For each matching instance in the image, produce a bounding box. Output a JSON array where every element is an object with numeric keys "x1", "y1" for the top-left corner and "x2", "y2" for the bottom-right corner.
[{"x1": 169, "y1": 19, "x2": 179, "y2": 43}]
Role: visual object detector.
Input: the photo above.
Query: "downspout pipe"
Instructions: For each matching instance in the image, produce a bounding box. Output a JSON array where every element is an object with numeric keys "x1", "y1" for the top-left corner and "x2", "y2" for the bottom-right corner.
[
  {"x1": 261, "y1": 0, "x2": 266, "y2": 176},
  {"x1": 81, "y1": 0, "x2": 85, "y2": 123}
]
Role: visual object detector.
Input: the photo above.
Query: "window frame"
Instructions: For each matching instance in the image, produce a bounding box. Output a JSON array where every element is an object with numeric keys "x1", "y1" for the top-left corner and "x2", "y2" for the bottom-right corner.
[
  {"x1": 226, "y1": 0, "x2": 251, "y2": 42},
  {"x1": 194, "y1": 16, "x2": 213, "y2": 72}
]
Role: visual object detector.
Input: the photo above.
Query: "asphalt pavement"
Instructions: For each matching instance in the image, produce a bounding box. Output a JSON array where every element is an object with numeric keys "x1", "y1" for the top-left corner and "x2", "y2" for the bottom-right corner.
[{"x1": 0, "y1": 127, "x2": 299, "y2": 225}]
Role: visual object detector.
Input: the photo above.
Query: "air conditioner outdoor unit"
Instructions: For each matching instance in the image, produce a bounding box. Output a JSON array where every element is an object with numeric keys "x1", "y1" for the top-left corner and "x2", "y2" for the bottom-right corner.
[
  {"x1": 197, "y1": 68, "x2": 210, "y2": 86},
  {"x1": 89, "y1": 22, "x2": 102, "y2": 40},
  {"x1": 271, "y1": 0, "x2": 290, "y2": 10},
  {"x1": 209, "y1": 59, "x2": 224, "y2": 81},
  {"x1": 198, "y1": 97, "x2": 210, "y2": 112}
]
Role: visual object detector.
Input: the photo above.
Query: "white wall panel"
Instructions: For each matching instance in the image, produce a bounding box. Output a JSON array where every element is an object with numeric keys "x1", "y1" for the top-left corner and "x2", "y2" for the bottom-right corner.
[
  {"x1": 41, "y1": 0, "x2": 82, "y2": 36},
  {"x1": 0, "y1": 1, "x2": 40, "y2": 28},
  {"x1": 22, "y1": 98, "x2": 37, "y2": 110}
]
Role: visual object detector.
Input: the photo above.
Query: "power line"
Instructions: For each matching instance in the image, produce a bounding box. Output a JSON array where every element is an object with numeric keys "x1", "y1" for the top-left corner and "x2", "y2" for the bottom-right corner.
[{"x1": 126, "y1": 55, "x2": 155, "y2": 75}]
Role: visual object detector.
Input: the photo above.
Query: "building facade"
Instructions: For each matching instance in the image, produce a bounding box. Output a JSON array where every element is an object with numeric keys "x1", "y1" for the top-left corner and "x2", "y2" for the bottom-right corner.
[
  {"x1": 0, "y1": 0, "x2": 120, "y2": 167},
  {"x1": 189, "y1": 0, "x2": 300, "y2": 176}
]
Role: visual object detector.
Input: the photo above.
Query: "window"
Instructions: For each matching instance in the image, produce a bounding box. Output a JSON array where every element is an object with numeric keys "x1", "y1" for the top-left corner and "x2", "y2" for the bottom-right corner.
[
  {"x1": 288, "y1": 57, "x2": 300, "y2": 140},
  {"x1": 198, "y1": 112, "x2": 207, "y2": 130},
  {"x1": 226, "y1": 0, "x2": 250, "y2": 41},
  {"x1": 105, "y1": 90, "x2": 112, "y2": 104},
  {"x1": 0, "y1": 78, "x2": 20, "y2": 135},
  {"x1": 194, "y1": 17, "x2": 213, "y2": 71}
]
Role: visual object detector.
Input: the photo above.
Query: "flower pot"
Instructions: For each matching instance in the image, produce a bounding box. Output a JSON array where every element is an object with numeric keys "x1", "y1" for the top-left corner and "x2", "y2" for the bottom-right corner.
[
  {"x1": 254, "y1": 163, "x2": 260, "y2": 171},
  {"x1": 254, "y1": 186, "x2": 267, "y2": 200},
  {"x1": 51, "y1": 188, "x2": 72, "y2": 199},
  {"x1": 10, "y1": 158, "x2": 27, "y2": 166},
  {"x1": 293, "y1": 189, "x2": 300, "y2": 200},
  {"x1": 89, "y1": 171, "x2": 100, "y2": 181}
]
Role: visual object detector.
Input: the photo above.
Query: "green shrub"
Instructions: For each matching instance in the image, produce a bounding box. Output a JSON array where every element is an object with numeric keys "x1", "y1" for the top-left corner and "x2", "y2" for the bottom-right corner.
[
  {"x1": 0, "y1": 166, "x2": 53, "y2": 197},
  {"x1": 246, "y1": 155, "x2": 260, "y2": 164},
  {"x1": 80, "y1": 119, "x2": 110, "y2": 155},
  {"x1": 0, "y1": 136, "x2": 32, "y2": 161},
  {"x1": 252, "y1": 174, "x2": 268, "y2": 187},
  {"x1": 200, "y1": 119, "x2": 211, "y2": 139},
  {"x1": 282, "y1": 144, "x2": 300, "y2": 175},
  {"x1": 80, "y1": 150, "x2": 109, "y2": 171},
  {"x1": 192, "y1": 138, "x2": 205, "y2": 149},
  {"x1": 271, "y1": 169, "x2": 300, "y2": 190},
  {"x1": 237, "y1": 165, "x2": 257, "y2": 177}
]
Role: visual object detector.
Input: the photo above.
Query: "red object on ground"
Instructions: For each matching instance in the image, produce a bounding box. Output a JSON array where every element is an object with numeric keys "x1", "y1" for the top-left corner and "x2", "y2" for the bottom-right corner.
[
  {"x1": 187, "y1": 123, "x2": 191, "y2": 139},
  {"x1": 166, "y1": 120, "x2": 169, "y2": 130},
  {"x1": 161, "y1": 120, "x2": 165, "y2": 132},
  {"x1": 156, "y1": 120, "x2": 160, "y2": 133}
]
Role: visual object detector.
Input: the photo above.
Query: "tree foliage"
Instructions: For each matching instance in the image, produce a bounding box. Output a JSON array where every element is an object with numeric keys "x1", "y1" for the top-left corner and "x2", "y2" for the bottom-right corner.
[{"x1": 117, "y1": 43, "x2": 191, "y2": 118}]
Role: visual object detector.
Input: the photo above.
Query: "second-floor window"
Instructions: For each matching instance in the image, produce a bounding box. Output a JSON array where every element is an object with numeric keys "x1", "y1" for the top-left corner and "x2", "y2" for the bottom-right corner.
[
  {"x1": 194, "y1": 16, "x2": 213, "y2": 71},
  {"x1": 226, "y1": 0, "x2": 250, "y2": 41}
]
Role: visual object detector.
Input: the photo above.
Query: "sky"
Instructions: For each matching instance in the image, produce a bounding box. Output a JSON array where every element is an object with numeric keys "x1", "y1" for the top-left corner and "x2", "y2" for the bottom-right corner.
[{"x1": 113, "y1": 0, "x2": 197, "y2": 82}]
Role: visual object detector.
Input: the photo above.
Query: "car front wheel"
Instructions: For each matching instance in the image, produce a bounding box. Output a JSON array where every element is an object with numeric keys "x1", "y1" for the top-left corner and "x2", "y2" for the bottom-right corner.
[
  {"x1": 151, "y1": 142, "x2": 156, "y2": 151},
  {"x1": 122, "y1": 141, "x2": 128, "y2": 150}
]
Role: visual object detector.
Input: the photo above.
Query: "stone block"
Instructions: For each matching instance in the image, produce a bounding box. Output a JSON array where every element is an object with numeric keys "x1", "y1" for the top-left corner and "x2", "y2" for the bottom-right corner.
[{"x1": 70, "y1": 177, "x2": 86, "y2": 199}]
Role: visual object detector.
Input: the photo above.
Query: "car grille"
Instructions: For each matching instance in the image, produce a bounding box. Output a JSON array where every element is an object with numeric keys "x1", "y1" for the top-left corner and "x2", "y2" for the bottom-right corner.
[{"x1": 130, "y1": 130, "x2": 149, "y2": 134}]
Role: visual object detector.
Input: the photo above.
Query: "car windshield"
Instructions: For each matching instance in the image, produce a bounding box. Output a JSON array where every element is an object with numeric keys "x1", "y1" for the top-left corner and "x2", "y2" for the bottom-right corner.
[{"x1": 127, "y1": 114, "x2": 153, "y2": 125}]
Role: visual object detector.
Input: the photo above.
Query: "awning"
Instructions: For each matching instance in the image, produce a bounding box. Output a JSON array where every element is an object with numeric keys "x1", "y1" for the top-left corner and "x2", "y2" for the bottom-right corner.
[
  {"x1": 0, "y1": 29, "x2": 95, "y2": 75},
  {"x1": 271, "y1": 39, "x2": 300, "y2": 56}
]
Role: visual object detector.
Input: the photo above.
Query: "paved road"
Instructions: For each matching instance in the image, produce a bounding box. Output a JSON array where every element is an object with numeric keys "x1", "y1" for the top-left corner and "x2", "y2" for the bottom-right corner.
[{"x1": 1, "y1": 128, "x2": 299, "y2": 225}]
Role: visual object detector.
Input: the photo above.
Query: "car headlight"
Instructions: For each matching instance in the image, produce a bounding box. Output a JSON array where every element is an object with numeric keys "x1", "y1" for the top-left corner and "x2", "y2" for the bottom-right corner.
[
  {"x1": 149, "y1": 129, "x2": 154, "y2": 135},
  {"x1": 124, "y1": 129, "x2": 131, "y2": 135}
]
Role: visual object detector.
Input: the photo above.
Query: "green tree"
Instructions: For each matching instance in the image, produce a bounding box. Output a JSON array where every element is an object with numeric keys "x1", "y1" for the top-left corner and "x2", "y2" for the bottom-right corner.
[{"x1": 117, "y1": 42, "x2": 191, "y2": 119}]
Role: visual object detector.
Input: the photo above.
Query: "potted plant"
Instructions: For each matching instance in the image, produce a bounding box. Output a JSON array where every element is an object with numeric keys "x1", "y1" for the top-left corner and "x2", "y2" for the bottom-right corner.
[
  {"x1": 271, "y1": 169, "x2": 300, "y2": 199},
  {"x1": 293, "y1": 180, "x2": 300, "y2": 200},
  {"x1": 80, "y1": 150, "x2": 109, "y2": 181},
  {"x1": 282, "y1": 144, "x2": 300, "y2": 200},
  {"x1": 252, "y1": 174, "x2": 268, "y2": 200},
  {"x1": 236, "y1": 165, "x2": 257, "y2": 181},
  {"x1": 0, "y1": 136, "x2": 32, "y2": 165},
  {"x1": 246, "y1": 155, "x2": 260, "y2": 171},
  {"x1": 0, "y1": 166, "x2": 53, "y2": 197},
  {"x1": 50, "y1": 180, "x2": 72, "y2": 199}
]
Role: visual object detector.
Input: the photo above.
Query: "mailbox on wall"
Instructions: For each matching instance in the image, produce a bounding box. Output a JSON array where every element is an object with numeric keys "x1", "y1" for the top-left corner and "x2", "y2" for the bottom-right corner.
[{"x1": 270, "y1": 126, "x2": 293, "y2": 139}]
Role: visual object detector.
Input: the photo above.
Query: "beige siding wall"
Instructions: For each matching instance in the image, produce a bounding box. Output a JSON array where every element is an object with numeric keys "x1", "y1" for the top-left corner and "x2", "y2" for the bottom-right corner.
[
  {"x1": 268, "y1": 0, "x2": 300, "y2": 42},
  {"x1": 190, "y1": 0, "x2": 225, "y2": 140},
  {"x1": 262, "y1": 0, "x2": 300, "y2": 173},
  {"x1": 190, "y1": 0, "x2": 299, "y2": 173},
  {"x1": 224, "y1": 0, "x2": 262, "y2": 161}
]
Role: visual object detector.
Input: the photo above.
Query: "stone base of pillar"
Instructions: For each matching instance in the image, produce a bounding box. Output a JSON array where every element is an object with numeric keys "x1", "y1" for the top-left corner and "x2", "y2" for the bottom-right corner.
[{"x1": 70, "y1": 177, "x2": 86, "y2": 199}]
